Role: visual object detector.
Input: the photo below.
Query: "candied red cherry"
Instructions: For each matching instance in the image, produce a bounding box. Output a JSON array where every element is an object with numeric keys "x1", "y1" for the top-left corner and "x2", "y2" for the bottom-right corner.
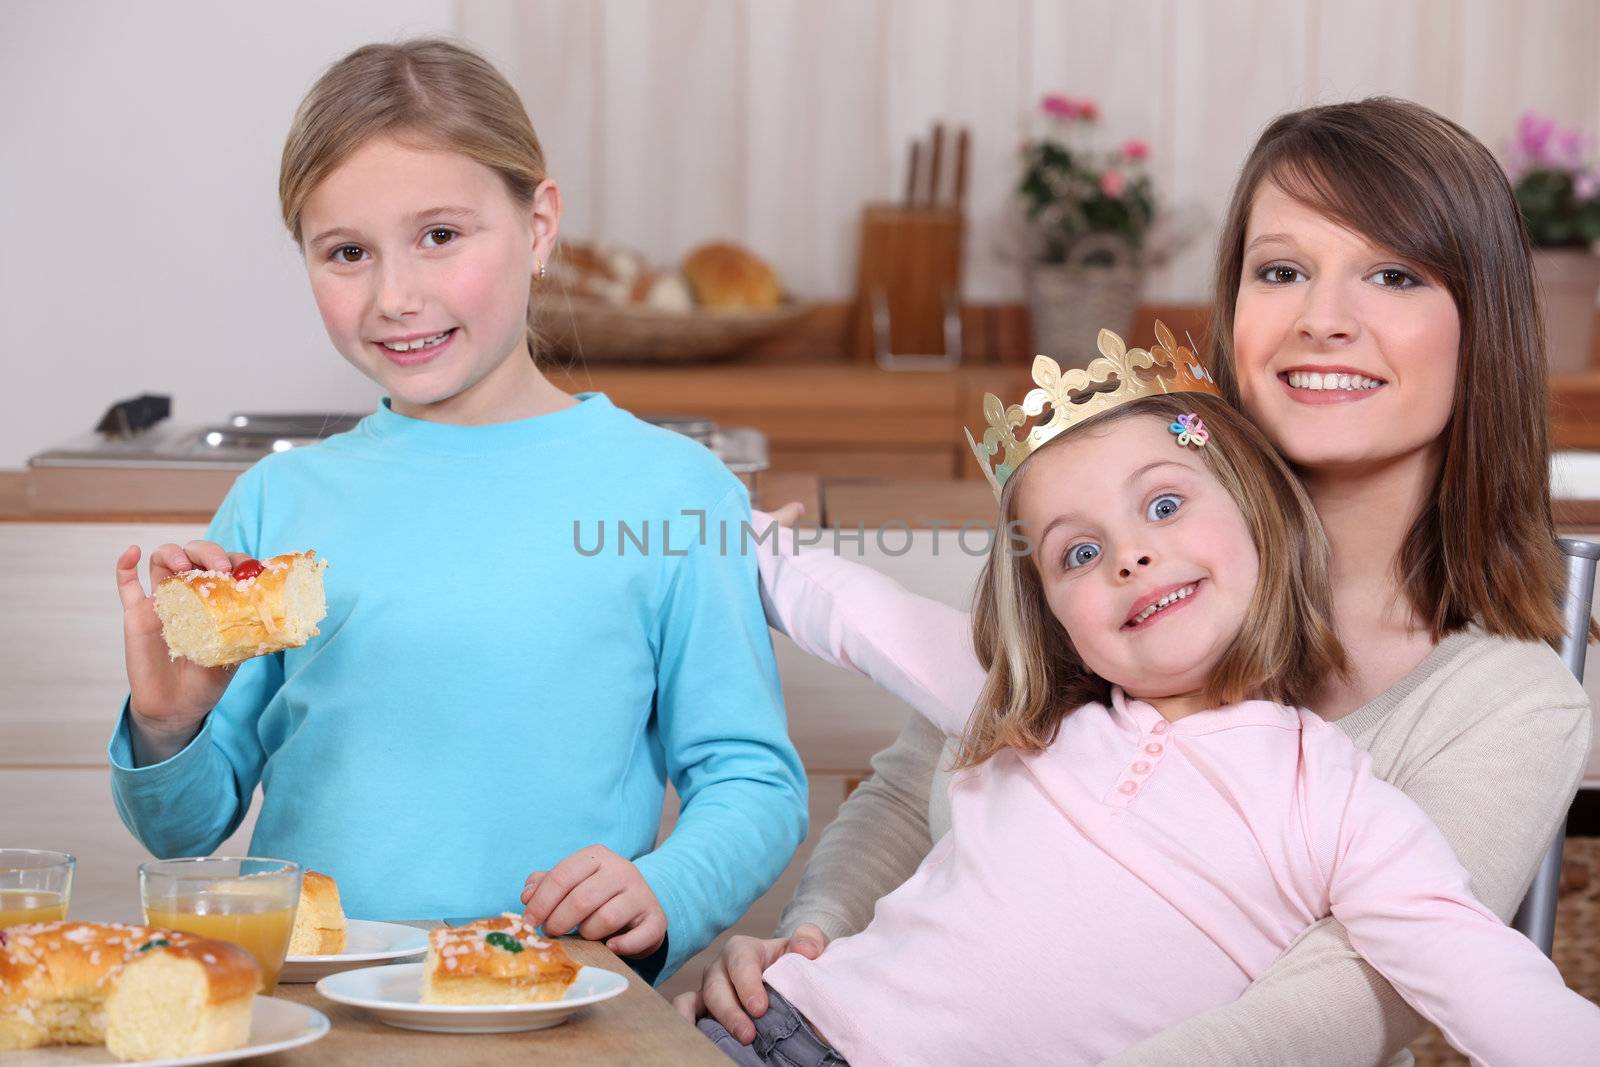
[{"x1": 232, "y1": 558, "x2": 265, "y2": 581}]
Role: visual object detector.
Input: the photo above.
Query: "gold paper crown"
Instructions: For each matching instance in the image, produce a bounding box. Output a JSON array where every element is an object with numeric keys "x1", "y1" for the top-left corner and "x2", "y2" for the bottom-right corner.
[{"x1": 965, "y1": 320, "x2": 1222, "y2": 497}]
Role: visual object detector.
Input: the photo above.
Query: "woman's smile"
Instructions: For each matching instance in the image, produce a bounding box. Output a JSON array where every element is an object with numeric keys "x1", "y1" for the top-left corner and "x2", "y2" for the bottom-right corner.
[{"x1": 1276, "y1": 366, "x2": 1387, "y2": 404}]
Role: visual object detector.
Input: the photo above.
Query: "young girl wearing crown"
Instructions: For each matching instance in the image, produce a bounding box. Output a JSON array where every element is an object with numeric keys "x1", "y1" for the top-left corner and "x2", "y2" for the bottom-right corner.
[
  {"x1": 694, "y1": 328, "x2": 1600, "y2": 1066},
  {"x1": 107, "y1": 39, "x2": 805, "y2": 982}
]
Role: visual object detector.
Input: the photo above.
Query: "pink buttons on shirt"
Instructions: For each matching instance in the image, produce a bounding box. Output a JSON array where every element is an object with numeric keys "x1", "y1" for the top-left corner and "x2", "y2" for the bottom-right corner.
[{"x1": 1108, "y1": 713, "x2": 1174, "y2": 804}]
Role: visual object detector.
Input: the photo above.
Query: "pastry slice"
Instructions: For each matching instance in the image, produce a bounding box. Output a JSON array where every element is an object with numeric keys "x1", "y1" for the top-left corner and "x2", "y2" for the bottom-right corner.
[
  {"x1": 287, "y1": 870, "x2": 346, "y2": 956},
  {"x1": 155, "y1": 551, "x2": 327, "y2": 667},
  {"x1": 421, "y1": 914, "x2": 579, "y2": 1005}
]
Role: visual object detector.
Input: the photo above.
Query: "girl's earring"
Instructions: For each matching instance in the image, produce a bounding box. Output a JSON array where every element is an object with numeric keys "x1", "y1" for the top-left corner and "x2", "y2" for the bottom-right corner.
[{"x1": 537, "y1": 260, "x2": 547, "y2": 281}]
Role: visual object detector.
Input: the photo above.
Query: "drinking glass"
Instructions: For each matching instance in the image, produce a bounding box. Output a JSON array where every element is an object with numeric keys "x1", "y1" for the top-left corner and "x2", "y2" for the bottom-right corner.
[
  {"x1": 140, "y1": 856, "x2": 301, "y2": 994},
  {"x1": 0, "y1": 849, "x2": 74, "y2": 926}
]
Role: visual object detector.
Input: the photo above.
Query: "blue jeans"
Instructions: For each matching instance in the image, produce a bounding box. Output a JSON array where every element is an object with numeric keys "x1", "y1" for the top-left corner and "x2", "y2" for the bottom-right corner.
[{"x1": 697, "y1": 984, "x2": 850, "y2": 1066}]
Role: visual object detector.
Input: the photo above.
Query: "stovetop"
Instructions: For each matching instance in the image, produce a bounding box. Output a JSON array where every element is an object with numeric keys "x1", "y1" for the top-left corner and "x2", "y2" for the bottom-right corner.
[{"x1": 30, "y1": 411, "x2": 767, "y2": 474}]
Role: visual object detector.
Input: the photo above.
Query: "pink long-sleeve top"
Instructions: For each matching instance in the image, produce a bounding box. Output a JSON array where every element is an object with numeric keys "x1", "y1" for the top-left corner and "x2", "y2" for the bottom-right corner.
[{"x1": 755, "y1": 518, "x2": 1600, "y2": 1066}]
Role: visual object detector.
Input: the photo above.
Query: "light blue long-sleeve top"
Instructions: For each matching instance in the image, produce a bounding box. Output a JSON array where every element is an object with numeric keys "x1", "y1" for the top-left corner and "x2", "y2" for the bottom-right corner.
[{"x1": 108, "y1": 393, "x2": 807, "y2": 981}]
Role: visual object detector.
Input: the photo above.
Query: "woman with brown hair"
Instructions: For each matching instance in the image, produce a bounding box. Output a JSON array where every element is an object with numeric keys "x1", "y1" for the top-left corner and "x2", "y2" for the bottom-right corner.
[{"x1": 681, "y1": 97, "x2": 1594, "y2": 1063}]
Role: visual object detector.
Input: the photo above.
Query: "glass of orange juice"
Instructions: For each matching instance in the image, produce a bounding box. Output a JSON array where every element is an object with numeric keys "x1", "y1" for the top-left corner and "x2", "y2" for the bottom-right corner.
[
  {"x1": 139, "y1": 856, "x2": 301, "y2": 995},
  {"x1": 0, "y1": 849, "x2": 74, "y2": 926}
]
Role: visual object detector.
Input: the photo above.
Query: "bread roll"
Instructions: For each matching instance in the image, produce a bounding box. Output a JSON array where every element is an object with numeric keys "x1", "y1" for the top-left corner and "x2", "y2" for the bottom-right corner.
[
  {"x1": 421, "y1": 915, "x2": 579, "y2": 1005},
  {"x1": 602, "y1": 244, "x2": 647, "y2": 291},
  {"x1": 630, "y1": 270, "x2": 695, "y2": 312},
  {"x1": 682, "y1": 242, "x2": 782, "y2": 309},
  {"x1": 288, "y1": 870, "x2": 346, "y2": 956},
  {"x1": 0, "y1": 921, "x2": 257, "y2": 1061},
  {"x1": 549, "y1": 241, "x2": 650, "y2": 305},
  {"x1": 155, "y1": 551, "x2": 327, "y2": 667},
  {"x1": 548, "y1": 240, "x2": 626, "y2": 303}
]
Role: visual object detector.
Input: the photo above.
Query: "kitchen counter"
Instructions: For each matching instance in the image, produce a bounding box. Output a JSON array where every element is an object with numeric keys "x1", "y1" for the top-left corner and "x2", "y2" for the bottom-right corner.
[
  {"x1": 14, "y1": 362, "x2": 1600, "y2": 520},
  {"x1": 9, "y1": 467, "x2": 1600, "y2": 531},
  {"x1": 0, "y1": 471, "x2": 826, "y2": 525}
]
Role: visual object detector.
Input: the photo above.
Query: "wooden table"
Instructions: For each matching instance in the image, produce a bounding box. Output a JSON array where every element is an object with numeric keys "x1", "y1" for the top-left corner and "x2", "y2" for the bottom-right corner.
[{"x1": 260, "y1": 925, "x2": 726, "y2": 1066}]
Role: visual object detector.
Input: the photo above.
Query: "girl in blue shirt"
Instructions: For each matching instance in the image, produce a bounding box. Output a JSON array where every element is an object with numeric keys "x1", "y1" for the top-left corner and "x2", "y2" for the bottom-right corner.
[{"x1": 108, "y1": 37, "x2": 806, "y2": 983}]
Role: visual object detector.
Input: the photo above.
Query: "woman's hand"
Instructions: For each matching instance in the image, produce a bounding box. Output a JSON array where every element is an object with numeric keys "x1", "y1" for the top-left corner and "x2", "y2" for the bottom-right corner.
[
  {"x1": 670, "y1": 923, "x2": 829, "y2": 1043},
  {"x1": 521, "y1": 844, "x2": 667, "y2": 958},
  {"x1": 115, "y1": 541, "x2": 248, "y2": 764}
]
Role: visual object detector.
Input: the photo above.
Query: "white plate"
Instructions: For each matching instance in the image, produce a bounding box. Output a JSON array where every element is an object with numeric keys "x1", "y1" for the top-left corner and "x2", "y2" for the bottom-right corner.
[
  {"x1": 6, "y1": 995, "x2": 329, "y2": 1066},
  {"x1": 278, "y1": 918, "x2": 429, "y2": 983},
  {"x1": 316, "y1": 961, "x2": 629, "y2": 1034}
]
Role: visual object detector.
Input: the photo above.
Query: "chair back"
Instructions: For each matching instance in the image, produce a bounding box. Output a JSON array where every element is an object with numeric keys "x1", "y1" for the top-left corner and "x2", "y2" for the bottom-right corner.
[{"x1": 1510, "y1": 536, "x2": 1600, "y2": 955}]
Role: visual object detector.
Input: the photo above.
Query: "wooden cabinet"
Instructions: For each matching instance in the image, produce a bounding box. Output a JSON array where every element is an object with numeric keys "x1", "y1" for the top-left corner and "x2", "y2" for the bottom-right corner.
[{"x1": 556, "y1": 363, "x2": 1033, "y2": 480}]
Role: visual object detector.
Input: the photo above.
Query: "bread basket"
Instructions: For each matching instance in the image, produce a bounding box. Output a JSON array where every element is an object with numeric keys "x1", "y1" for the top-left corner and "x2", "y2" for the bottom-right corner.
[{"x1": 530, "y1": 295, "x2": 814, "y2": 363}]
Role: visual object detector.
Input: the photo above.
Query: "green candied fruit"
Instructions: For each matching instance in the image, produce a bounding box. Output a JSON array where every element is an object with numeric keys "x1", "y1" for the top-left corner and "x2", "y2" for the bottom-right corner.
[
  {"x1": 136, "y1": 938, "x2": 171, "y2": 953},
  {"x1": 484, "y1": 931, "x2": 524, "y2": 954}
]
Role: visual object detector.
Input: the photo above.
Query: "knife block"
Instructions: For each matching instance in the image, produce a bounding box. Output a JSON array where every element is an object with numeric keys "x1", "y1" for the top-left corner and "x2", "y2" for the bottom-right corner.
[{"x1": 851, "y1": 204, "x2": 965, "y2": 368}]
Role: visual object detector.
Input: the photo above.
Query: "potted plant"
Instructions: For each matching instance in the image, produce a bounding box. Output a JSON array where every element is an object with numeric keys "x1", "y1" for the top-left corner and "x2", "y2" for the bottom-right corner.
[
  {"x1": 1505, "y1": 111, "x2": 1600, "y2": 374},
  {"x1": 1015, "y1": 95, "x2": 1166, "y2": 365}
]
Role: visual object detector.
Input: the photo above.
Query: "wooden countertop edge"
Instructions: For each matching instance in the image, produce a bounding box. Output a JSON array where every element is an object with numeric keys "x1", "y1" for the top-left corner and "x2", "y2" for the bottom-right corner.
[
  {"x1": 0, "y1": 512, "x2": 222, "y2": 523},
  {"x1": 11, "y1": 500, "x2": 1600, "y2": 528},
  {"x1": 6, "y1": 465, "x2": 1600, "y2": 528}
]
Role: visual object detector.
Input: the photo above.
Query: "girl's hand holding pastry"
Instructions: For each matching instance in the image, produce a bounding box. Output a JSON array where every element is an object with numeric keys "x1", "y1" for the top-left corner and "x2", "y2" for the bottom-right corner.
[
  {"x1": 671, "y1": 923, "x2": 829, "y2": 1043},
  {"x1": 520, "y1": 844, "x2": 668, "y2": 958},
  {"x1": 115, "y1": 541, "x2": 252, "y2": 764}
]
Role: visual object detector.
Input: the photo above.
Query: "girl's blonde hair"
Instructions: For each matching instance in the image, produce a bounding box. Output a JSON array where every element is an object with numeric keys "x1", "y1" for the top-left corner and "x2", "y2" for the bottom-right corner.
[
  {"x1": 959, "y1": 393, "x2": 1346, "y2": 769},
  {"x1": 279, "y1": 38, "x2": 550, "y2": 357}
]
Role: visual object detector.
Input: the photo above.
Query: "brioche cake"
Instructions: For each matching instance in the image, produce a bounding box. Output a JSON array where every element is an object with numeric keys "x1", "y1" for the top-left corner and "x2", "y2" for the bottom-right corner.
[
  {"x1": 421, "y1": 915, "x2": 579, "y2": 1005},
  {"x1": 287, "y1": 870, "x2": 346, "y2": 956},
  {"x1": 0, "y1": 921, "x2": 258, "y2": 1061},
  {"x1": 154, "y1": 551, "x2": 327, "y2": 667}
]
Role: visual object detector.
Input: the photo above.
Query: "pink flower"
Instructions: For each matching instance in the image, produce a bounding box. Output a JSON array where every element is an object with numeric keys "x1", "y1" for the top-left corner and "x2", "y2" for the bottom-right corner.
[
  {"x1": 1041, "y1": 94, "x2": 1078, "y2": 120},
  {"x1": 1518, "y1": 111, "x2": 1557, "y2": 165},
  {"x1": 1120, "y1": 138, "x2": 1150, "y2": 162},
  {"x1": 1558, "y1": 129, "x2": 1586, "y2": 168},
  {"x1": 1100, "y1": 170, "x2": 1126, "y2": 198},
  {"x1": 1079, "y1": 99, "x2": 1100, "y2": 122},
  {"x1": 1576, "y1": 169, "x2": 1600, "y2": 201}
]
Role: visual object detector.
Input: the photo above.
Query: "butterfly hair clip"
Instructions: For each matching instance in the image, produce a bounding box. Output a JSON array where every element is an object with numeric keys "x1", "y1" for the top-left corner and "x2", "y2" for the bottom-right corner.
[{"x1": 1169, "y1": 413, "x2": 1209, "y2": 449}]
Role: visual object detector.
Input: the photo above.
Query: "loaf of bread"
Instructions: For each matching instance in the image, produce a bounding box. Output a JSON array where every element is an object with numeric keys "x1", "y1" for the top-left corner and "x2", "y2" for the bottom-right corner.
[
  {"x1": 681, "y1": 242, "x2": 782, "y2": 308},
  {"x1": 421, "y1": 915, "x2": 579, "y2": 1005},
  {"x1": 287, "y1": 870, "x2": 346, "y2": 956},
  {"x1": 154, "y1": 551, "x2": 327, "y2": 667},
  {"x1": 0, "y1": 921, "x2": 258, "y2": 1061}
]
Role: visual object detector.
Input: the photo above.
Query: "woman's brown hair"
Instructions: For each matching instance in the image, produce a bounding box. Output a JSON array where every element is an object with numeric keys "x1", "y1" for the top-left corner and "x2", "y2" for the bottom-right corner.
[
  {"x1": 959, "y1": 393, "x2": 1346, "y2": 768},
  {"x1": 278, "y1": 38, "x2": 551, "y2": 358},
  {"x1": 1209, "y1": 97, "x2": 1568, "y2": 645}
]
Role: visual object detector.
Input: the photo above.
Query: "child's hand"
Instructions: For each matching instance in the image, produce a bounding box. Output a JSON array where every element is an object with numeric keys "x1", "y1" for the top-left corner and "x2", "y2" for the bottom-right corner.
[
  {"x1": 768, "y1": 501, "x2": 805, "y2": 527},
  {"x1": 670, "y1": 924, "x2": 829, "y2": 1043},
  {"x1": 115, "y1": 542, "x2": 249, "y2": 762},
  {"x1": 520, "y1": 845, "x2": 667, "y2": 958}
]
